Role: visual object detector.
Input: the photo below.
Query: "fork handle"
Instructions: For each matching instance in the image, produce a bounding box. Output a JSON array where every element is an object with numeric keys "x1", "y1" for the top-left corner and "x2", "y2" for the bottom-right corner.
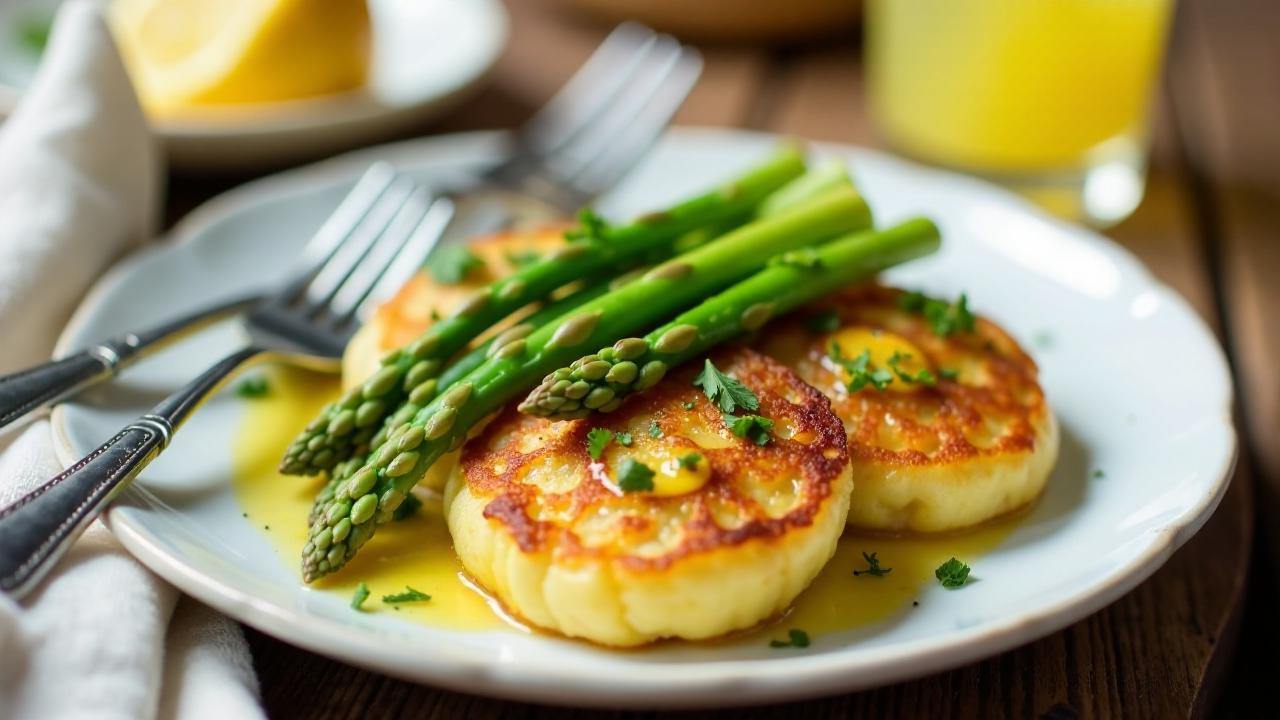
[
  {"x1": 0, "y1": 351, "x2": 120, "y2": 430},
  {"x1": 0, "y1": 345, "x2": 265, "y2": 598},
  {"x1": 0, "y1": 294, "x2": 258, "y2": 433}
]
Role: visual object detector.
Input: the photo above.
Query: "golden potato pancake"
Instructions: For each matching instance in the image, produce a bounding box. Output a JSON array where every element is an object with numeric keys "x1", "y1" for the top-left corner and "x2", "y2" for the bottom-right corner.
[
  {"x1": 758, "y1": 284, "x2": 1057, "y2": 534},
  {"x1": 444, "y1": 347, "x2": 852, "y2": 646}
]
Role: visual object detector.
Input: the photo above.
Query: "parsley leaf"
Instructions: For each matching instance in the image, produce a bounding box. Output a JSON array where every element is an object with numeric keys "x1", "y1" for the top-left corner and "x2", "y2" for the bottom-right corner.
[
  {"x1": 236, "y1": 377, "x2": 270, "y2": 398},
  {"x1": 805, "y1": 309, "x2": 841, "y2": 334},
  {"x1": 615, "y1": 431, "x2": 633, "y2": 447},
  {"x1": 886, "y1": 351, "x2": 937, "y2": 386},
  {"x1": 503, "y1": 249, "x2": 541, "y2": 267},
  {"x1": 899, "y1": 291, "x2": 976, "y2": 337},
  {"x1": 681, "y1": 400, "x2": 697, "y2": 410},
  {"x1": 693, "y1": 359, "x2": 759, "y2": 414},
  {"x1": 647, "y1": 422, "x2": 663, "y2": 439},
  {"x1": 351, "y1": 582, "x2": 371, "y2": 611},
  {"x1": 769, "y1": 629, "x2": 811, "y2": 649},
  {"x1": 616, "y1": 458, "x2": 655, "y2": 493},
  {"x1": 828, "y1": 344, "x2": 893, "y2": 392},
  {"x1": 935, "y1": 558, "x2": 971, "y2": 588},
  {"x1": 768, "y1": 247, "x2": 823, "y2": 269},
  {"x1": 938, "y1": 368, "x2": 960, "y2": 380},
  {"x1": 586, "y1": 428, "x2": 614, "y2": 460},
  {"x1": 564, "y1": 209, "x2": 610, "y2": 243},
  {"x1": 392, "y1": 493, "x2": 423, "y2": 522},
  {"x1": 726, "y1": 414, "x2": 774, "y2": 446},
  {"x1": 1092, "y1": 469, "x2": 1106, "y2": 479},
  {"x1": 677, "y1": 452, "x2": 703, "y2": 469},
  {"x1": 853, "y1": 551, "x2": 892, "y2": 577},
  {"x1": 428, "y1": 245, "x2": 485, "y2": 284},
  {"x1": 382, "y1": 586, "x2": 432, "y2": 603}
]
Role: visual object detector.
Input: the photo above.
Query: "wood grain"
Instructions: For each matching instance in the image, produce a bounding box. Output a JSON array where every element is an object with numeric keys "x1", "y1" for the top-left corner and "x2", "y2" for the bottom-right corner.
[
  {"x1": 229, "y1": 2, "x2": 1255, "y2": 717},
  {"x1": 1168, "y1": 0, "x2": 1280, "y2": 568}
]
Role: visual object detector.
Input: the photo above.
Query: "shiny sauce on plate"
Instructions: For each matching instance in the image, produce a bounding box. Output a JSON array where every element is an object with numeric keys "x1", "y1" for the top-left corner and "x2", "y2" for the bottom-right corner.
[{"x1": 232, "y1": 367, "x2": 1020, "y2": 642}]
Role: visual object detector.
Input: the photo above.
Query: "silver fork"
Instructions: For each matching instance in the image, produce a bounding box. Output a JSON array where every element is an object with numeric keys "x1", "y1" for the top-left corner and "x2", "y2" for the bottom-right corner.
[
  {"x1": 0, "y1": 169, "x2": 453, "y2": 598},
  {"x1": 0, "y1": 23, "x2": 700, "y2": 434}
]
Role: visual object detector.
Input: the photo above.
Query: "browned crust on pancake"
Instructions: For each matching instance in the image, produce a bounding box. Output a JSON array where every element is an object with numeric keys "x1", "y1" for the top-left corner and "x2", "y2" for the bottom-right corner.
[
  {"x1": 460, "y1": 347, "x2": 850, "y2": 572},
  {"x1": 759, "y1": 283, "x2": 1050, "y2": 470}
]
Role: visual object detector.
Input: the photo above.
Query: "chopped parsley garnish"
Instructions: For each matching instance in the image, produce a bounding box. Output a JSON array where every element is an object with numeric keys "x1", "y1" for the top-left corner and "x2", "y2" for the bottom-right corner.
[
  {"x1": 586, "y1": 427, "x2": 614, "y2": 460},
  {"x1": 681, "y1": 400, "x2": 697, "y2": 410},
  {"x1": 351, "y1": 582, "x2": 371, "y2": 610},
  {"x1": 898, "y1": 291, "x2": 976, "y2": 338},
  {"x1": 769, "y1": 629, "x2": 811, "y2": 649},
  {"x1": 677, "y1": 452, "x2": 703, "y2": 469},
  {"x1": 430, "y1": 308, "x2": 441, "y2": 321},
  {"x1": 853, "y1": 551, "x2": 892, "y2": 577},
  {"x1": 382, "y1": 586, "x2": 432, "y2": 603},
  {"x1": 726, "y1": 414, "x2": 774, "y2": 446},
  {"x1": 938, "y1": 368, "x2": 960, "y2": 380},
  {"x1": 428, "y1": 245, "x2": 485, "y2": 284},
  {"x1": 503, "y1": 249, "x2": 541, "y2": 267},
  {"x1": 804, "y1": 309, "x2": 842, "y2": 334},
  {"x1": 392, "y1": 494, "x2": 423, "y2": 522},
  {"x1": 235, "y1": 377, "x2": 270, "y2": 398},
  {"x1": 935, "y1": 558, "x2": 971, "y2": 588},
  {"x1": 886, "y1": 351, "x2": 937, "y2": 386},
  {"x1": 564, "y1": 209, "x2": 610, "y2": 243},
  {"x1": 615, "y1": 431, "x2": 633, "y2": 447},
  {"x1": 647, "y1": 422, "x2": 663, "y2": 439},
  {"x1": 829, "y1": 344, "x2": 893, "y2": 392},
  {"x1": 1092, "y1": 469, "x2": 1106, "y2": 479},
  {"x1": 768, "y1": 247, "x2": 823, "y2": 269},
  {"x1": 616, "y1": 458, "x2": 655, "y2": 493},
  {"x1": 693, "y1": 359, "x2": 759, "y2": 414}
]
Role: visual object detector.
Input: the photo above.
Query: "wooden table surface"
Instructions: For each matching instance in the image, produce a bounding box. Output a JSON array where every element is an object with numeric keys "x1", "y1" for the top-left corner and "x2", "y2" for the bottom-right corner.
[{"x1": 164, "y1": 0, "x2": 1279, "y2": 716}]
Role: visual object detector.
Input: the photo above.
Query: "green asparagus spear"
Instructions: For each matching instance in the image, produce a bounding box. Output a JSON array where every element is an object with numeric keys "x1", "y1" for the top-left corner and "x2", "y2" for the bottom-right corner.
[
  {"x1": 520, "y1": 218, "x2": 942, "y2": 419},
  {"x1": 301, "y1": 188, "x2": 873, "y2": 581},
  {"x1": 311, "y1": 161, "x2": 858, "y2": 511},
  {"x1": 303, "y1": 280, "x2": 616, "y2": 528},
  {"x1": 278, "y1": 147, "x2": 807, "y2": 476}
]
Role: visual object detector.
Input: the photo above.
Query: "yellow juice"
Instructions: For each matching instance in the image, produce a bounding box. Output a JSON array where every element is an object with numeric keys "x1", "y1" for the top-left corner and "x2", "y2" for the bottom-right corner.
[{"x1": 867, "y1": 0, "x2": 1173, "y2": 173}]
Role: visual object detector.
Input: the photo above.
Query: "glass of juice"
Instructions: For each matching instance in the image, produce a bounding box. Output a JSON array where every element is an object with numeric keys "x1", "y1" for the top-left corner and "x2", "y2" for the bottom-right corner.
[{"x1": 866, "y1": 0, "x2": 1174, "y2": 226}]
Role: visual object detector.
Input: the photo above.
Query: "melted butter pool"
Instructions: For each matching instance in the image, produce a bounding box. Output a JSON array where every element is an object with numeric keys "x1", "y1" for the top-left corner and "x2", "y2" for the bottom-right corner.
[{"x1": 233, "y1": 367, "x2": 1020, "y2": 642}]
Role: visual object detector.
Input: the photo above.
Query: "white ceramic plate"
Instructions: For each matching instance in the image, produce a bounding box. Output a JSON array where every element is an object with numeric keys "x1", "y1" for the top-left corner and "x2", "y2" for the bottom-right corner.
[
  {"x1": 52, "y1": 129, "x2": 1236, "y2": 708},
  {"x1": 0, "y1": 0, "x2": 507, "y2": 169}
]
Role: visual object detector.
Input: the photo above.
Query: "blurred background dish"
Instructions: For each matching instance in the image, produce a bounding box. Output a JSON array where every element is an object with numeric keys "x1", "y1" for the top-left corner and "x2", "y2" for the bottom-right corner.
[
  {"x1": 0, "y1": 0, "x2": 508, "y2": 170},
  {"x1": 546, "y1": 0, "x2": 860, "y2": 42}
]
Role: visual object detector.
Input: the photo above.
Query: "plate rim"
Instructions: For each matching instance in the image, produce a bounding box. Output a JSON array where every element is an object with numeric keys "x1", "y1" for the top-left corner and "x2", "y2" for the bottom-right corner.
[{"x1": 50, "y1": 128, "x2": 1239, "y2": 708}]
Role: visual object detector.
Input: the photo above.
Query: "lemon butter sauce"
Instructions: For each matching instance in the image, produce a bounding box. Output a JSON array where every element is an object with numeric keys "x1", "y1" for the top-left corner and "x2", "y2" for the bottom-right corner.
[{"x1": 232, "y1": 367, "x2": 1020, "y2": 642}]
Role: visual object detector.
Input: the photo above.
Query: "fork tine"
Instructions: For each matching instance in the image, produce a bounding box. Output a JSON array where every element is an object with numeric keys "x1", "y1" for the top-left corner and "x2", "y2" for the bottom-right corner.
[
  {"x1": 276, "y1": 163, "x2": 400, "y2": 303},
  {"x1": 530, "y1": 34, "x2": 702, "y2": 203},
  {"x1": 568, "y1": 47, "x2": 703, "y2": 198},
  {"x1": 300, "y1": 163, "x2": 398, "y2": 267},
  {"x1": 302, "y1": 177, "x2": 415, "y2": 314},
  {"x1": 327, "y1": 188, "x2": 432, "y2": 324},
  {"x1": 518, "y1": 23, "x2": 657, "y2": 156},
  {"x1": 355, "y1": 196, "x2": 455, "y2": 323}
]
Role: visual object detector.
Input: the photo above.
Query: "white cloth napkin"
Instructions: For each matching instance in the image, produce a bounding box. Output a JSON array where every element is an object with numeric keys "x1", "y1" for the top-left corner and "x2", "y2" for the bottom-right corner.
[{"x1": 0, "y1": 4, "x2": 264, "y2": 719}]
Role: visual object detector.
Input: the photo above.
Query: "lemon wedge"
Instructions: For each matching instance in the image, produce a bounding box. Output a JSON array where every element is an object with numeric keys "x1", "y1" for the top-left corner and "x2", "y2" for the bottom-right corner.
[{"x1": 109, "y1": 0, "x2": 370, "y2": 114}]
